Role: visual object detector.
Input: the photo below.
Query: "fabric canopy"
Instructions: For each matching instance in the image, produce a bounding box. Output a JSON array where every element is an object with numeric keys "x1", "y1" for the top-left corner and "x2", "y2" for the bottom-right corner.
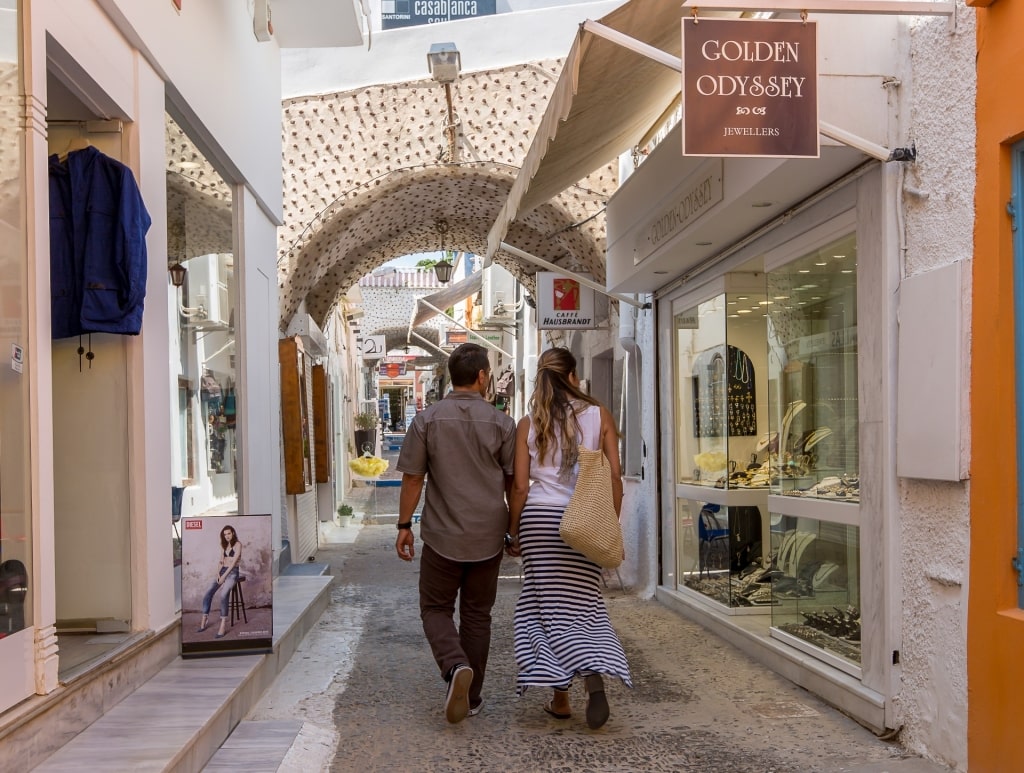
[
  {"x1": 485, "y1": 0, "x2": 684, "y2": 264},
  {"x1": 411, "y1": 270, "x2": 483, "y2": 327}
]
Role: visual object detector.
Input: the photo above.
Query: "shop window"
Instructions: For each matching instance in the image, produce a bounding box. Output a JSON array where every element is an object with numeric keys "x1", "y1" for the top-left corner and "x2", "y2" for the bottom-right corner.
[
  {"x1": 166, "y1": 111, "x2": 238, "y2": 601},
  {"x1": 671, "y1": 281, "x2": 771, "y2": 608},
  {"x1": 0, "y1": 1, "x2": 31, "y2": 646},
  {"x1": 765, "y1": 233, "x2": 859, "y2": 500},
  {"x1": 764, "y1": 228, "x2": 861, "y2": 667},
  {"x1": 620, "y1": 350, "x2": 643, "y2": 479},
  {"x1": 177, "y1": 377, "x2": 195, "y2": 483},
  {"x1": 1013, "y1": 140, "x2": 1024, "y2": 606}
]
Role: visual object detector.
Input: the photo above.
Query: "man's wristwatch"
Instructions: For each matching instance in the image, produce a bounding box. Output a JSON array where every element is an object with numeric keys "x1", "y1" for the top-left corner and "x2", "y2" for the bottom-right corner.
[{"x1": 396, "y1": 521, "x2": 413, "y2": 530}]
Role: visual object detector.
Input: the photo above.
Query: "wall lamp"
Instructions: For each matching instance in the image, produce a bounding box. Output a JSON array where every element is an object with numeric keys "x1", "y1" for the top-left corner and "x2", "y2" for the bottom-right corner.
[
  {"x1": 168, "y1": 262, "x2": 187, "y2": 288},
  {"x1": 427, "y1": 42, "x2": 461, "y2": 84},
  {"x1": 427, "y1": 42, "x2": 461, "y2": 161},
  {"x1": 433, "y1": 218, "x2": 454, "y2": 284}
]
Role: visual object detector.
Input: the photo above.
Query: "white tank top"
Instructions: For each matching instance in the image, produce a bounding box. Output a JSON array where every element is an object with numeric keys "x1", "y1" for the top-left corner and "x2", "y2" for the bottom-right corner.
[{"x1": 526, "y1": 403, "x2": 602, "y2": 507}]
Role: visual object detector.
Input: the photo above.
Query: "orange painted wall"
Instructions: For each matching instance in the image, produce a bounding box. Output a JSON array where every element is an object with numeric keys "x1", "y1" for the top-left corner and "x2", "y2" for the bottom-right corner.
[{"x1": 969, "y1": 1, "x2": 1024, "y2": 768}]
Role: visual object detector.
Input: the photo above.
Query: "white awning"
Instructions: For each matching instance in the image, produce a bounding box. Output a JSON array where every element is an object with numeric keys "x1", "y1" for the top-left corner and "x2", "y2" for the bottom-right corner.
[
  {"x1": 411, "y1": 270, "x2": 483, "y2": 327},
  {"x1": 485, "y1": 0, "x2": 685, "y2": 265}
]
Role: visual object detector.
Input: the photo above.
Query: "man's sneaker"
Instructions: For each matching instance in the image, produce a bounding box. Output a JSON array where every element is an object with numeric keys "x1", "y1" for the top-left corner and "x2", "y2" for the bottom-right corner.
[
  {"x1": 445, "y1": 664, "x2": 473, "y2": 724},
  {"x1": 467, "y1": 699, "x2": 483, "y2": 717}
]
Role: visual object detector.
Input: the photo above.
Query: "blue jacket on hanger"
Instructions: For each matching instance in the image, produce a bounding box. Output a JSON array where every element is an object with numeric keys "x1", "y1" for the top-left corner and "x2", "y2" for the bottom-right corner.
[{"x1": 49, "y1": 146, "x2": 152, "y2": 338}]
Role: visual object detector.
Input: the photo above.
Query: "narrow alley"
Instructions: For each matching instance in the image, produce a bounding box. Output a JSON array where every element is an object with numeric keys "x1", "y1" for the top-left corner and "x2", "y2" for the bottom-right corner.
[{"x1": 242, "y1": 469, "x2": 951, "y2": 773}]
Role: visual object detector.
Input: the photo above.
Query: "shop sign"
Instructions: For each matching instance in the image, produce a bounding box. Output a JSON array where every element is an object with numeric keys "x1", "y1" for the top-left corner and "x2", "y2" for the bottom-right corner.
[
  {"x1": 379, "y1": 361, "x2": 408, "y2": 378},
  {"x1": 475, "y1": 328, "x2": 506, "y2": 348},
  {"x1": 536, "y1": 272, "x2": 596, "y2": 330},
  {"x1": 382, "y1": 0, "x2": 496, "y2": 30},
  {"x1": 635, "y1": 159, "x2": 723, "y2": 266},
  {"x1": 445, "y1": 329, "x2": 468, "y2": 346},
  {"x1": 181, "y1": 514, "x2": 273, "y2": 657},
  {"x1": 683, "y1": 18, "x2": 818, "y2": 158}
]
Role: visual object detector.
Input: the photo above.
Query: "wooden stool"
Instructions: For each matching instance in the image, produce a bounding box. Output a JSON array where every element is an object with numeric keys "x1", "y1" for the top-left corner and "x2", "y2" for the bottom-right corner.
[{"x1": 229, "y1": 575, "x2": 247, "y2": 627}]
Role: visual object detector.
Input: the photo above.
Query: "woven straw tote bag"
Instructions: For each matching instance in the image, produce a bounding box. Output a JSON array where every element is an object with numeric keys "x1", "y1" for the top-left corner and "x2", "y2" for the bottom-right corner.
[{"x1": 560, "y1": 445, "x2": 623, "y2": 568}]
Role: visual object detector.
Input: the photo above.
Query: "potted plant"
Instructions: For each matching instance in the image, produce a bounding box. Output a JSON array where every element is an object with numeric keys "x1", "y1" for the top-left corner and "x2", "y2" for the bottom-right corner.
[
  {"x1": 336, "y1": 503, "x2": 354, "y2": 528},
  {"x1": 353, "y1": 411, "x2": 379, "y2": 455}
]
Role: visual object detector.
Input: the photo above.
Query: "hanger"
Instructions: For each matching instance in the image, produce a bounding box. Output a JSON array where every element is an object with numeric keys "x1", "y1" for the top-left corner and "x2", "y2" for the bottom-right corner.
[{"x1": 58, "y1": 136, "x2": 92, "y2": 162}]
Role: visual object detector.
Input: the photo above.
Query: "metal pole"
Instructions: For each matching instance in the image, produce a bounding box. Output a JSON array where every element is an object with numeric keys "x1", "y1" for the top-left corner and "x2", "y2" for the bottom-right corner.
[{"x1": 498, "y1": 242, "x2": 650, "y2": 310}]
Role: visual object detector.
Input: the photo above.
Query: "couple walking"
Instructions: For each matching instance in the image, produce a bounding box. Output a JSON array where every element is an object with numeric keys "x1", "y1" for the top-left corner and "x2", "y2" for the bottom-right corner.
[{"x1": 394, "y1": 343, "x2": 632, "y2": 728}]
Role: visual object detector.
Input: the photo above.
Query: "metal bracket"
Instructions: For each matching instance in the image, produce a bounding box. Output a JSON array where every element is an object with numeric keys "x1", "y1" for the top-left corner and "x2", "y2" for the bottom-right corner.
[
  {"x1": 888, "y1": 144, "x2": 917, "y2": 163},
  {"x1": 1013, "y1": 548, "x2": 1024, "y2": 587},
  {"x1": 1008, "y1": 199, "x2": 1019, "y2": 233}
]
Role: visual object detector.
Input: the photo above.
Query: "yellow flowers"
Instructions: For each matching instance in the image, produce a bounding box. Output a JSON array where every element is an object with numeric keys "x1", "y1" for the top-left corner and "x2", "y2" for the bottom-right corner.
[
  {"x1": 694, "y1": 451, "x2": 727, "y2": 473},
  {"x1": 349, "y1": 454, "x2": 389, "y2": 478}
]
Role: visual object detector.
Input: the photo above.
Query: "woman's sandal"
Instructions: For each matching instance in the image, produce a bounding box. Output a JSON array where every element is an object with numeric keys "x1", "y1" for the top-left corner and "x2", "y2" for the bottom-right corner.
[
  {"x1": 584, "y1": 674, "x2": 609, "y2": 729},
  {"x1": 544, "y1": 688, "x2": 571, "y2": 719},
  {"x1": 543, "y1": 700, "x2": 571, "y2": 719}
]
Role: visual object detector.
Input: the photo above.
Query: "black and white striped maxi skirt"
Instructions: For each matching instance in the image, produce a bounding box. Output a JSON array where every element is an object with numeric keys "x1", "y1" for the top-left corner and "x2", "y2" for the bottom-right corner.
[{"x1": 513, "y1": 503, "x2": 633, "y2": 694}]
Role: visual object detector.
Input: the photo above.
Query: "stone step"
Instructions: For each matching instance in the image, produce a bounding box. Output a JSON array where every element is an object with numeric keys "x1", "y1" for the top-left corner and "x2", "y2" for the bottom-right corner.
[
  {"x1": 27, "y1": 575, "x2": 332, "y2": 773},
  {"x1": 200, "y1": 720, "x2": 302, "y2": 772}
]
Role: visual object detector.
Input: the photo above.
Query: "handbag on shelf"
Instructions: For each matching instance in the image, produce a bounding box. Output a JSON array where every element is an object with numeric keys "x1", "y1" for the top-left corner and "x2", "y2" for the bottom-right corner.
[{"x1": 560, "y1": 445, "x2": 623, "y2": 569}]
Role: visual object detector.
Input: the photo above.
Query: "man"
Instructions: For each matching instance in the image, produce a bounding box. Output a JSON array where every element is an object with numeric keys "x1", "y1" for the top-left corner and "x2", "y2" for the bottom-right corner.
[{"x1": 395, "y1": 343, "x2": 516, "y2": 724}]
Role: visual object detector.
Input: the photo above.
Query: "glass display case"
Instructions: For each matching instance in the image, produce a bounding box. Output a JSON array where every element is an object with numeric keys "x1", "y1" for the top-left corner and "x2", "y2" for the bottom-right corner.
[
  {"x1": 676, "y1": 493, "x2": 768, "y2": 609},
  {"x1": 765, "y1": 233, "x2": 859, "y2": 501},
  {"x1": 769, "y1": 517, "x2": 861, "y2": 670},
  {"x1": 674, "y1": 285, "x2": 771, "y2": 490}
]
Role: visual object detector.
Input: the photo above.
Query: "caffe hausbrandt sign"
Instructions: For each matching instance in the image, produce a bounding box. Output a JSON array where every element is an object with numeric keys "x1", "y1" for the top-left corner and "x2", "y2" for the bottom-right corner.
[{"x1": 683, "y1": 18, "x2": 818, "y2": 158}]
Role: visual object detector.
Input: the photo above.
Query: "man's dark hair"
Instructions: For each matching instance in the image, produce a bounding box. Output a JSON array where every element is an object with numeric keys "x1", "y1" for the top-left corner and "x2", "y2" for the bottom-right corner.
[{"x1": 448, "y1": 343, "x2": 490, "y2": 387}]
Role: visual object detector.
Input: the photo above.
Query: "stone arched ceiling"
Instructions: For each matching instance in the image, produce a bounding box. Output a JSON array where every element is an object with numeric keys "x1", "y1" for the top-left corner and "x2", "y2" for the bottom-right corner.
[{"x1": 279, "y1": 60, "x2": 619, "y2": 332}]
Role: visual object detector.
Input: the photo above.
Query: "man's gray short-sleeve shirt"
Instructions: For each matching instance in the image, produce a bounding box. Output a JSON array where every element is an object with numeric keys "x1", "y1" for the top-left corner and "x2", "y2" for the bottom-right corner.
[{"x1": 397, "y1": 391, "x2": 516, "y2": 562}]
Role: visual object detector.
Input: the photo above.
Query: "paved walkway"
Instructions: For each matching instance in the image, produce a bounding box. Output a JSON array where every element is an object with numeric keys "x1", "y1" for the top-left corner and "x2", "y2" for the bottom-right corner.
[{"x1": 243, "y1": 516, "x2": 954, "y2": 773}]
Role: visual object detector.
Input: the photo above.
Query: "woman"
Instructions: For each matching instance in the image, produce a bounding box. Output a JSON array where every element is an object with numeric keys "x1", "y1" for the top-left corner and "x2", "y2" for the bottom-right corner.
[
  {"x1": 197, "y1": 524, "x2": 242, "y2": 639},
  {"x1": 508, "y1": 347, "x2": 632, "y2": 729}
]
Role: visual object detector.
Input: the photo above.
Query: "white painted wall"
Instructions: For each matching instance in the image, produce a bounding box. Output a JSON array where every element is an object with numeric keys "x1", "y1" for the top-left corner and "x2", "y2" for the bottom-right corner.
[
  {"x1": 101, "y1": 0, "x2": 284, "y2": 220},
  {"x1": 894, "y1": 9, "x2": 975, "y2": 771},
  {"x1": 282, "y1": 0, "x2": 625, "y2": 97}
]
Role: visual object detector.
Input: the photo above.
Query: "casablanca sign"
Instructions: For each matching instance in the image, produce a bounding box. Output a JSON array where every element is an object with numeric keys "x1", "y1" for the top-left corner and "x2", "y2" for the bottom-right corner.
[
  {"x1": 683, "y1": 18, "x2": 818, "y2": 158},
  {"x1": 382, "y1": 0, "x2": 496, "y2": 30}
]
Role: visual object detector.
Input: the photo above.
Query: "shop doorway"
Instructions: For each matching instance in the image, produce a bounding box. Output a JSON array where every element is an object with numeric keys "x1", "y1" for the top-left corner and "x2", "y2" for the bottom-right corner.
[{"x1": 46, "y1": 53, "x2": 134, "y2": 680}]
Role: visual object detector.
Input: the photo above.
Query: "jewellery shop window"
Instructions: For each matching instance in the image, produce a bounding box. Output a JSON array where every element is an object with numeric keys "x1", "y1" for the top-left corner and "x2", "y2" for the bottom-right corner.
[
  {"x1": 770, "y1": 518, "x2": 861, "y2": 670},
  {"x1": 763, "y1": 231, "x2": 860, "y2": 670},
  {"x1": 167, "y1": 111, "x2": 238, "y2": 518},
  {"x1": 676, "y1": 496, "x2": 768, "y2": 607},
  {"x1": 674, "y1": 287, "x2": 769, "y2": 490},
  {"x1": 673, "y1": 280, "x2": 773, "y2": 610},
  {"x1": 765, "y1": 233, "x2": 858, "y2": 501}
]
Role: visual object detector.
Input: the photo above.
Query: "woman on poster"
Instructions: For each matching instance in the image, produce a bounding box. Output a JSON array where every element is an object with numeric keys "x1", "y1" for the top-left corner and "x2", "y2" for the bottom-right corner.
[{"x1": 197, "y1": 524, "x2": 242, "y2": 639}]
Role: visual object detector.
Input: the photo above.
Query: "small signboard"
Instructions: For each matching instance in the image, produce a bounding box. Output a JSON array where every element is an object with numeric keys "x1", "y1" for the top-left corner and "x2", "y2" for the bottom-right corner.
[
  {"x1": 683, "y1": 18, "x2": 818, "y2": 158},
  {"x1": 382, "y1": 0, "x2": 496, "y2": 30},
  {"x1": 360, "y1": 335, "x2": 387, "y2": 359},
  {"x1": 181, "y1": 514, "x2": 273, "y2": 657},
  {"x1": 445, "y1": 329, "x2": 469, "y2": 346},
  {"x1": 536, "y1": 272, "x2": 597, "y2": 330}
]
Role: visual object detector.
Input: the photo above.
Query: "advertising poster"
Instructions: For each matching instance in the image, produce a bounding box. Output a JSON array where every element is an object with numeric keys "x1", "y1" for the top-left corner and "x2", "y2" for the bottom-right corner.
[{"x1": 181, "y1": 514, "x2": 273, "y2": 657}]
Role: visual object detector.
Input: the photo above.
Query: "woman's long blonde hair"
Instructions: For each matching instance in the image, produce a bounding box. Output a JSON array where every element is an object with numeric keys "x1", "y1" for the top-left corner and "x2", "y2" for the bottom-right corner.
[{"x1": 529, "y1": 348, "x2": 600, "y2": 477}]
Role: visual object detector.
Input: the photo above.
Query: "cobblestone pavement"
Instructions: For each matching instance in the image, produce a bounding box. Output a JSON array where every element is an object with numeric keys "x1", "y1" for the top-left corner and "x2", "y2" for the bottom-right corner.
[{"x1": 251, "y1": 490, "x2": 952, "y2": 773}]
